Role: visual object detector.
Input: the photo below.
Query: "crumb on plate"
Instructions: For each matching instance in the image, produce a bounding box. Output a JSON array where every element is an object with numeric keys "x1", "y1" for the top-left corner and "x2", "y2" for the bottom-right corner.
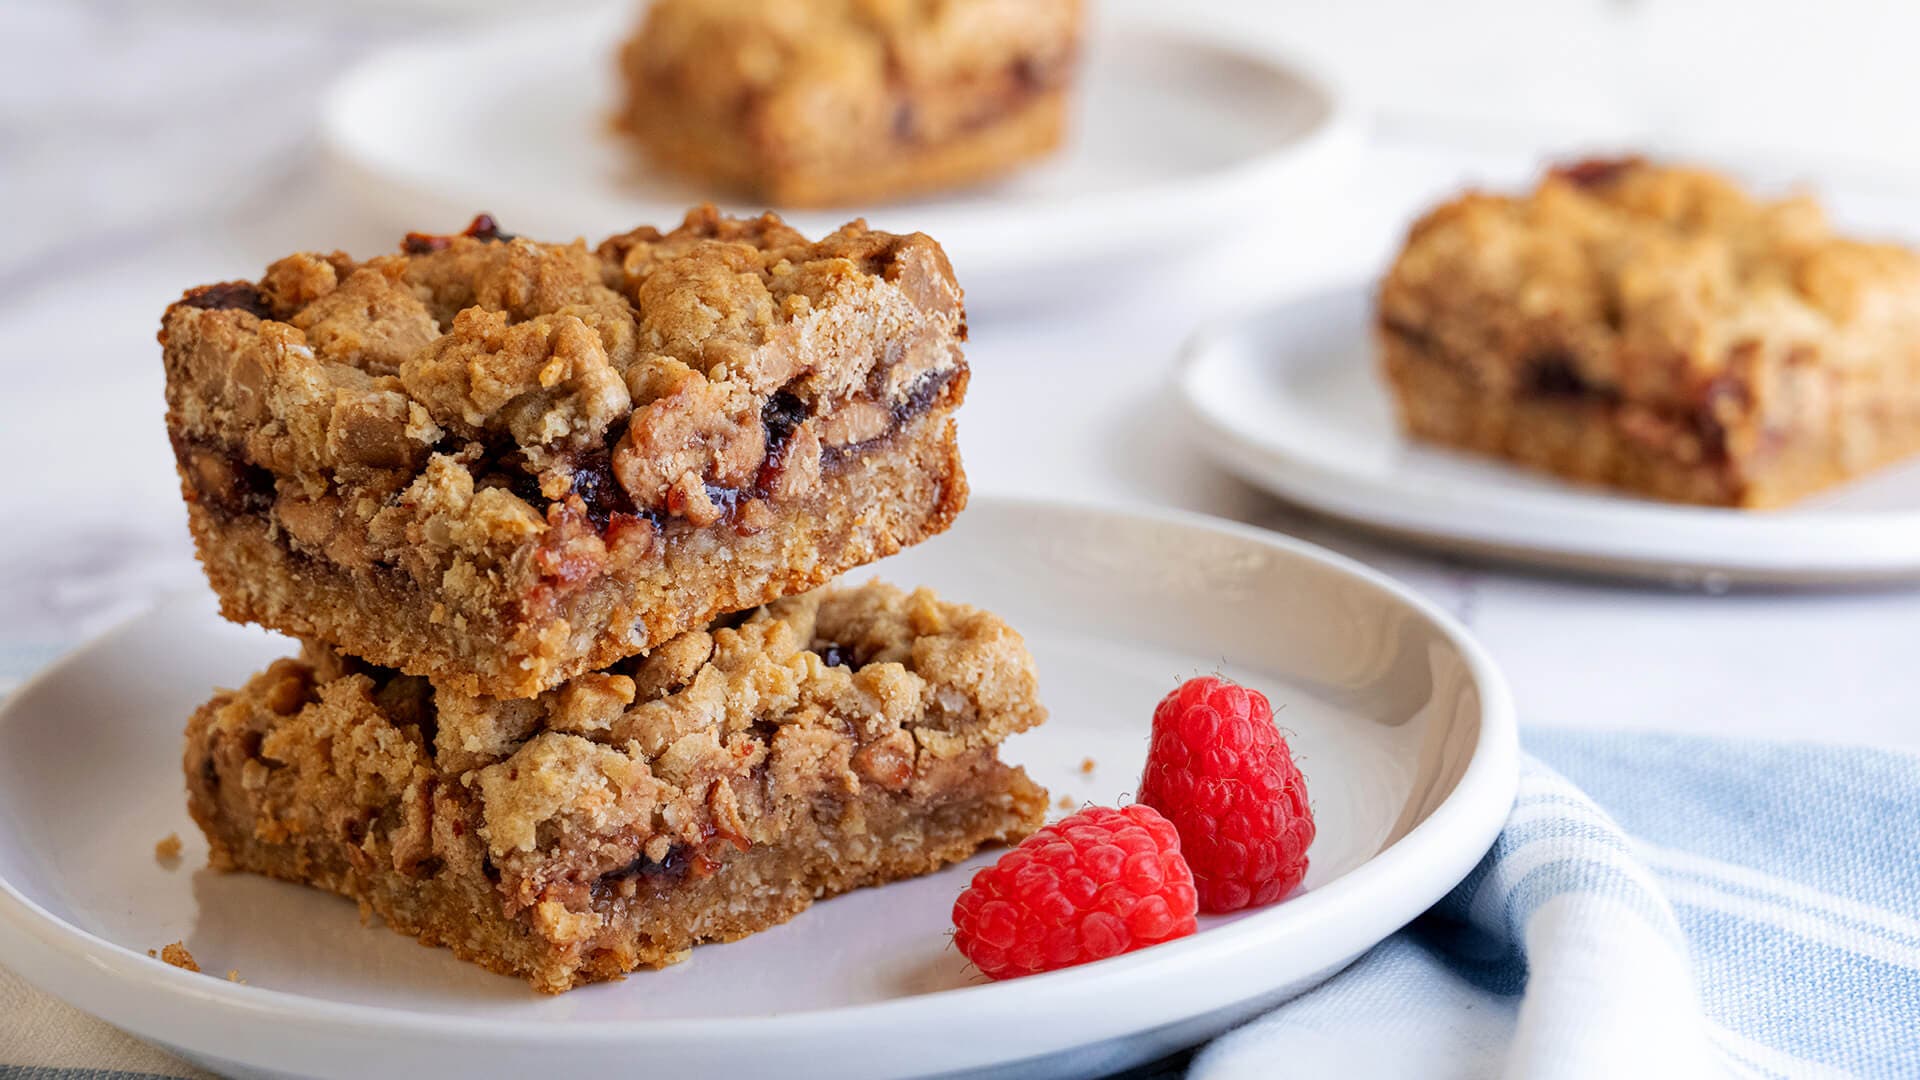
[
  {"x1": 149, "y1": 941, "x2": 200, "y2": 972},
  {"x1": 1078, "y1": 757, "x2": 1096, "y2": 775},
  {"x1": 154, "y1": 832, "x2": 183, "y2": 863}
]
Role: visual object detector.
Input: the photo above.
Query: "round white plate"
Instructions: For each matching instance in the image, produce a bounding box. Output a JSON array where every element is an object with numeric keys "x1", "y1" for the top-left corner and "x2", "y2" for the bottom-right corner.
[
  {"x1": 0, "y1": 497, "x2": 1514, "y2": 1080},
  {"x1": 320, "y1": 8, "x2": 1356, "y2": 310},
  {"x1": 1179, "y1": 285, "x2": 1920, "y2": 586}
]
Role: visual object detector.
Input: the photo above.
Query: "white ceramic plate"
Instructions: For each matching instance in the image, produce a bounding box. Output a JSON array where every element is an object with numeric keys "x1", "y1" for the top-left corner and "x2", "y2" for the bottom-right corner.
[
  {"x1": 1179, "y1": 285, "x2": 1920, "y2": 586},
  {"x1": 320, "y1": 7, "x2": 1356, "y2": 310},
  {"x1": 0, "y1": 497, "x2": 1514, "y2": 1080}
]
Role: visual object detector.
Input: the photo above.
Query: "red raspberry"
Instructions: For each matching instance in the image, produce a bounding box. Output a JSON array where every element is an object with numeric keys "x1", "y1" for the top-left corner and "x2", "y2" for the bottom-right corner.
[
  {"x1": 951, "y1": 804, "x2": 1198, "y2": 979},
  {"x1": 1138, "y1": 675, "x2": 1314, "y2": 913}
]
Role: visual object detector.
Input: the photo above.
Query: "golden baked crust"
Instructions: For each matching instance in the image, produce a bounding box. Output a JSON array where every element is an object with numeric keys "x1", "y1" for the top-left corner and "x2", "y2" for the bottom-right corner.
[
  {"x1": 163, "y1": 209, "x2": 970, "y2": 697},
  {"x1": 184, "y1": 581, "x2": 1049, "y2": 993},
  {"x1": 617, "y1": 0, "x2": 1084, "y2": 206},
  {"x1": 1378, "y1": 158, "x2": 1920, "y2": 508}
]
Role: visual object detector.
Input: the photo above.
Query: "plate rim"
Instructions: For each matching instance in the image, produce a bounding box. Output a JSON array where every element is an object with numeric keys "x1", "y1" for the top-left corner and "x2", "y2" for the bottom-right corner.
[
  {"x1": 0, "y1": 495, "x2": 1516, "y2": 1064},
  {"x1": 1177, "y1": 282, "x2": 1920, "y2": 585},
  {"x1": 316, "y1": 11, "x2": 1362, "y2": 282}
]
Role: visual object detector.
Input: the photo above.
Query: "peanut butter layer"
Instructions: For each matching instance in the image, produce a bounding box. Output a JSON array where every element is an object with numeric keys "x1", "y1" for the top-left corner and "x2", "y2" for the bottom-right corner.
[
  {"x1": 1378, "y1": 158, "x2": 1920, "y2": 508},
  {"x1": 162, "y1": 208, "x2": 970, "y2": 696},
  {"x1": 185, "y1": 581, "x2": 1049, "y2": 993},
  {"x1": 617, "y1": 0, "x2": 1084, "y2": 206}
]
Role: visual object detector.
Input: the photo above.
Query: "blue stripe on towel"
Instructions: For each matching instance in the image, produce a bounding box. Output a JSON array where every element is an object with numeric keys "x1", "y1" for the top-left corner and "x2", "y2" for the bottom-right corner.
[{"x1": 1191, "y1": 731, "x2": 1920, "y2": 1080}]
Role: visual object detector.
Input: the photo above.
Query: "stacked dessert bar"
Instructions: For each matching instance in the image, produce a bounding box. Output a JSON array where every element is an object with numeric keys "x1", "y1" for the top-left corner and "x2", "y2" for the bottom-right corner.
[{"x1": 162, "y1": 208, "x2": 1049, "y2": 992}]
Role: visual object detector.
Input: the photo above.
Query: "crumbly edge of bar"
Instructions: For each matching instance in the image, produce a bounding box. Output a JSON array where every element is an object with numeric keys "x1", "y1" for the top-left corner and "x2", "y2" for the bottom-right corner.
[
  {"x1": 618, "y1": 0, "x2": 1081, "y2": 190},
  {"x1": 185, "y1": 579, "x2": 1046, "y2": 991},
  {"x1": 160, "y1": 207, "x2": 967, "y2": 618},
  {"x1": 1378, "y1": 158, "x2": 1920, "y2": 418},
  {"x1": 182, "y1": 406, "x2": 967, "y2": 698},
  {"x1": 1380, "y1": 330, "x2": 1920, "y2": 507},
  {"x1": 195, "y1": 745, "x2": 1043, "y2": 992},
  {"x1": 626, "y1": 87, "x2": 1069, "y2": 208}
]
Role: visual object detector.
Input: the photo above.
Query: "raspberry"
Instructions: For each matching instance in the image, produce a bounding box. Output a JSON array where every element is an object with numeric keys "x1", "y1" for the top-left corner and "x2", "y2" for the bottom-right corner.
[
  {"x1": 951, "y1": 804, "x2": 1198, "y2": 979},
  {"x1": 1138, "y1": 675, "x2": 1314, "y2": 913}
]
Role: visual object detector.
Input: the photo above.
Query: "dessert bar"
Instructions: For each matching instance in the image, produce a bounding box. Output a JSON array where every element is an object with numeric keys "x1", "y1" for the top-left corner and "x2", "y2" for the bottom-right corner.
[
  {"x1": 185, "y1": 581, "x2": 1049, "y2": 993},
  {"x1": 617, "y1": 0, "x2": 1084, "y2": 206},
  {"x1": 163, "y1": 208, "x2": 970, "y2": 697},
  {"x1": 1378, "y1": 158, "x2": 1920, "y2": 507}
]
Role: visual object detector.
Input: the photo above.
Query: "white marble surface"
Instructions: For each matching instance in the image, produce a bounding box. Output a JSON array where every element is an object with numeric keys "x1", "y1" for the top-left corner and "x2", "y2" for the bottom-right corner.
[{"x1": 5, "y1": 0, "x2": 1920, "y2": 764}]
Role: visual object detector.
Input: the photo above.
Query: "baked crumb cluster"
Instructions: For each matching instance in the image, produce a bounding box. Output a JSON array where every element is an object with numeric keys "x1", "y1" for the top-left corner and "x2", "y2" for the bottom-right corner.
[
  {"x1": 425, "y1": 582, "x2": 1038, "y2": 869},
  {"x1": 163, "y1": 209, "x2": 972, "y2": 694},
  {"x1": 1379, "y1": 158, "x2": 1920, "y2": 506},
  {"x1": 149, "y1": 942, "x2": 201, "y2": 972},
  {"x1": 186, "y1": 582, "x2": 1048, "y2": 990},
  {"x1": 619, "y1": 0, "x2": 1085, "y2": 205}
]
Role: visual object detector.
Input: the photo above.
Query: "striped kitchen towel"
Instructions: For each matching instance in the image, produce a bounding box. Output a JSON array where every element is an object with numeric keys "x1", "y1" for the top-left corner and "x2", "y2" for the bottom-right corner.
[{"x1": 1192, "y1": 730, "x2": 1920, "y2": 1079}]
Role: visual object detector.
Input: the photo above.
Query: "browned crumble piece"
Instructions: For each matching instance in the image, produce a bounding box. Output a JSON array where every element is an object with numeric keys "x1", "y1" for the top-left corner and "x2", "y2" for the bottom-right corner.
[
  {"x1": 1078, "y1": 757, "x2": 1096, "y2": 775},
  {"x1": 155, "y1": 833, "x2": 184, "y2": 863},
  {"x1": 162, "y1": 208, "x2": 971, "y2": 697},
  {"x1": 185, "y1": 580, "x2": 1048, "y2": 993},
  {"x1": 152, "y1": 942, "x2": 201, "y2": 972},
  {"x1": 616, "y1": 0, "x2": 1085, "y2": 206},
  {"x1": 1379, "y1": 158, "x2": 1920, "y2": 508}
]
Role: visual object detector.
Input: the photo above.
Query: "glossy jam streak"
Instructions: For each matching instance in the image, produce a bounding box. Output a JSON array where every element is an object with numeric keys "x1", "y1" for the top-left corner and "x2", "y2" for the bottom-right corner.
[
  {"x1": 180, "y1": 282, "x2": 272, "y2": 318},
  {"x1": 1522, "y1": 352, "x2": 1599, "y2": 399},
  {"x1": 172, "y1": 430, "x2": 277, "y2": 517},
  {"x1": 493, "y1": 439, "x2": 647, "y2": 532},
  {"x1": 890, "y1": 367, "x2": 952, "y2": 425},
  {"x1": 523, "y1": 364, "x2": 947, "y2": 538},
  {"x1": 402, "y1": 213, "x2": 516, "y2": 255},
  {"x1": 591, "y1": 846, "x2": 690, "y2": 901},
  {"x1": 1552, "y1": 156, "x2": 1644, "y2": 190},
  {"x1": 702, "y1": 484, "x2": 745, "y2": 521},
  {"x1": 822, "y1": 366, "x2": 956, "y2": 471},
  {"x1": 463, "y1": 213, "x2": 515, "y2": 243},
  {"x1": 761, "y1": 389, "x2": 809, "y2": 456},
  {"x1": 567, "y1": 446, "x2": 640, "y2": 529}
]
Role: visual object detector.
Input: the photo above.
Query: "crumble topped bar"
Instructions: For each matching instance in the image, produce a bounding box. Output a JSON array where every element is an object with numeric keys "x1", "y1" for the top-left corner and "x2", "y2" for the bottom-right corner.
[
  {"x1": 163, "y1": 208, "x2": 970, "y2": 697},
  {"x1": 618, "y1": 0, "x2": 1084, "y2": 206},
  {"x1": 1379, "y1": 158, "x2": 1920, "y2": 507},
  {"x1": 185, "y1": 581, "x2": 1049, "y2": 993}
]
